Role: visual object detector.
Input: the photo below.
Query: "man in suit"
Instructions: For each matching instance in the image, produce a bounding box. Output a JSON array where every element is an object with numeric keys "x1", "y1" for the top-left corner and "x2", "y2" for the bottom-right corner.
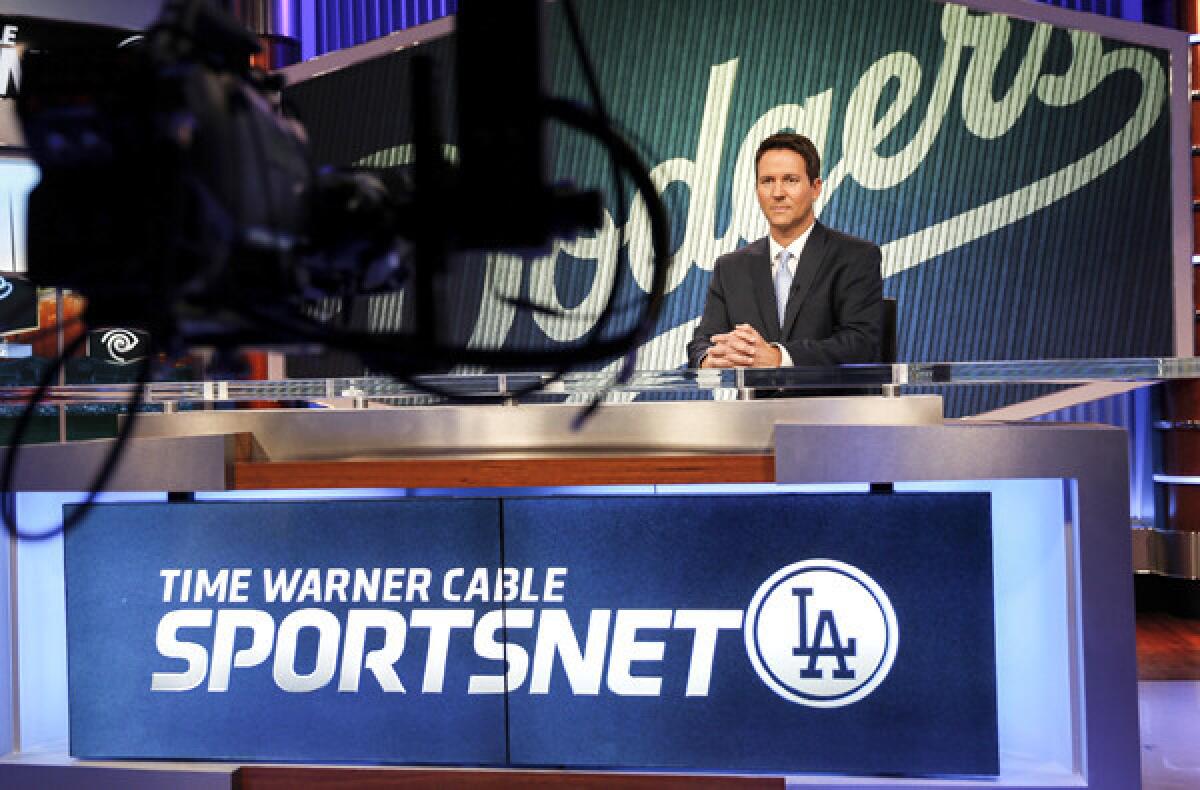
[{"x1": 687, "y1": 132, "x2": 882, "y2": 369}]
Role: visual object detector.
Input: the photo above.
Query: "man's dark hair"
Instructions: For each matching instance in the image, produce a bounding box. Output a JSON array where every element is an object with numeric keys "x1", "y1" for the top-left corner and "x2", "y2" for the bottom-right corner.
[{"x1": 755, "y1": 132, "x2": 821, "y2": 182}]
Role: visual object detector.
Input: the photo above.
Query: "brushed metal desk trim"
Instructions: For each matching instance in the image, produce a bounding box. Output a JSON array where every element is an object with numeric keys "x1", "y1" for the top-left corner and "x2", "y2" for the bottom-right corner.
[{"x1": 129, "y1": 396, "x2": 943, "y2": 463}]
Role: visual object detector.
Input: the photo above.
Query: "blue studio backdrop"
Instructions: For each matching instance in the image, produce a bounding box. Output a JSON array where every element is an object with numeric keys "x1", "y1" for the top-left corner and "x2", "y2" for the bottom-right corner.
[{"x1": 285, "y1": 0, "x2": 1178, "y2": 419}]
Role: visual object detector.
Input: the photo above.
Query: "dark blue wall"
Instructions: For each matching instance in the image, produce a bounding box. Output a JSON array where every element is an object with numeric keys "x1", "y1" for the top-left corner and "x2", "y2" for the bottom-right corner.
[{"x1": 308, "y1": 0, "x2": 457, "y2": 57}]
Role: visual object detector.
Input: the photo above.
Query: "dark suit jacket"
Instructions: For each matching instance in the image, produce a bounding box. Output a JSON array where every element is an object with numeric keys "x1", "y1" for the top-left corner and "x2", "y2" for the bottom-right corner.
[{"x1": 687, "y1": 222, "x2": 883, "y2": 368}]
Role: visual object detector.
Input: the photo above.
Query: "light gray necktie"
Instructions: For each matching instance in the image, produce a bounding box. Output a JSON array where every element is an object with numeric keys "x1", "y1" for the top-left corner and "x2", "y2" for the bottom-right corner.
[{"x1": 774, "y1": 249, "x2": 793, "y2": 328}]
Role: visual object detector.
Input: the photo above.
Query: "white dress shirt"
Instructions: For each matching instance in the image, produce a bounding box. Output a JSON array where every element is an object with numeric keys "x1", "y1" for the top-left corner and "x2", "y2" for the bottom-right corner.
[{"x1": 767, "y1": 224, "x2": 816, "y2": 367}]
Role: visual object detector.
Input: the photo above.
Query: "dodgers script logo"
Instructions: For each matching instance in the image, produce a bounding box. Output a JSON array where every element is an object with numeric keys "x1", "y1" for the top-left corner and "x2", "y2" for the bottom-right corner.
[
  {"x1": 745, "y1": 559, "x2": 898, "y2": 708},
  {"x1": 351, "y1": 3, "x2": 1167, "y2": 370}
]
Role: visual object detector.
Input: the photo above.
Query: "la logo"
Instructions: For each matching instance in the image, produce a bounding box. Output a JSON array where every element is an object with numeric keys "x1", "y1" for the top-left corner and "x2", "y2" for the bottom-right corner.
[
  {"x1": 792, "y1": 587, "x2": 856, "y2": 680},
  {"x1": 745, "y1": 559, "x2": 898, "y2": 707}
]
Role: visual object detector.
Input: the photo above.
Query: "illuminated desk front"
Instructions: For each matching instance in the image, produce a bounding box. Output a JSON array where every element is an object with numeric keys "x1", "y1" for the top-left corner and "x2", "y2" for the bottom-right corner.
[{"x1": 0, "y1": 375, "x2": 1141, "y2": 788}]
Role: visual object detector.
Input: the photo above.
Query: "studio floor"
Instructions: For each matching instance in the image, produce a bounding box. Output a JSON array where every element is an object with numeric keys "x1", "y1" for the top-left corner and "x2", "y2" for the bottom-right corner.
[{"x1": 1136, "y1": 613, "x2": 1200, "y2": 789}]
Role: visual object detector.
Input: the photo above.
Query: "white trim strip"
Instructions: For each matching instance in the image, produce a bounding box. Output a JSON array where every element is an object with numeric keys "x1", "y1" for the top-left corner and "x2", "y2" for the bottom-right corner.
[{"x1": 1153, "y1": 474, "x2": 1200, "y2": 484}]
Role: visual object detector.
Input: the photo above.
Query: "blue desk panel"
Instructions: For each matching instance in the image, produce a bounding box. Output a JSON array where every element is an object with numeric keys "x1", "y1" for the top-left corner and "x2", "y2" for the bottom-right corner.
[{"x1": 64, "y1": 494, "x2": 995, "y2": 775}]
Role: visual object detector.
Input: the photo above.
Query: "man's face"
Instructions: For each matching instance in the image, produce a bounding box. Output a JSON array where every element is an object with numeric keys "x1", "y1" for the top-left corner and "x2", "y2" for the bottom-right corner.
[{"x1": 755, "y1": 148, "x2": 822, "y2": 240}]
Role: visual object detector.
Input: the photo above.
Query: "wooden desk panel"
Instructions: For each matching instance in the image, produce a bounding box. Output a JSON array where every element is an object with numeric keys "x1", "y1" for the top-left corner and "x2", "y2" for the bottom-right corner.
[{"x1": 231, "y1": 454, "x2": 775, "y2": 489}]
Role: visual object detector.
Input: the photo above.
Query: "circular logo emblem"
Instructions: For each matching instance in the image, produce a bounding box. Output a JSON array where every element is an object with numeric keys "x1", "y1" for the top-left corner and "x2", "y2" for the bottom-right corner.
[
  {"x1": 0, "y1": 277, "x2": 11, "y2": 300},
  {"x1": 744, "y1": 559, "x2": 898, "y2": 708},
  {"x1": 101, "y1": 328, "x2": 140, "y2": 362}
]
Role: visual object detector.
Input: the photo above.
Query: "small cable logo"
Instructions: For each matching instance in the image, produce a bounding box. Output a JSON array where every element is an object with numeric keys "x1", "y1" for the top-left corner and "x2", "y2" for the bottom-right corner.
[{"x1": 101, "y1": 329, "x2": 140, "y2": 362}]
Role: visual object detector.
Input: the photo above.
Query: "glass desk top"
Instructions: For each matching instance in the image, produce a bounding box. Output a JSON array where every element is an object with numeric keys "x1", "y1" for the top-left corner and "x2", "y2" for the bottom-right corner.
[{"x1": 0, "y1": 357, "x2": 1195, "y2": 407}]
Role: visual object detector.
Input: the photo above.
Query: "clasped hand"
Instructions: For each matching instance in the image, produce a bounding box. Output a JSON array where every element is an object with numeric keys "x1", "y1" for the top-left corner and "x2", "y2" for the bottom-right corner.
[{"x1": 701, "y1": 323, "x2": 782, "y2": 368}]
